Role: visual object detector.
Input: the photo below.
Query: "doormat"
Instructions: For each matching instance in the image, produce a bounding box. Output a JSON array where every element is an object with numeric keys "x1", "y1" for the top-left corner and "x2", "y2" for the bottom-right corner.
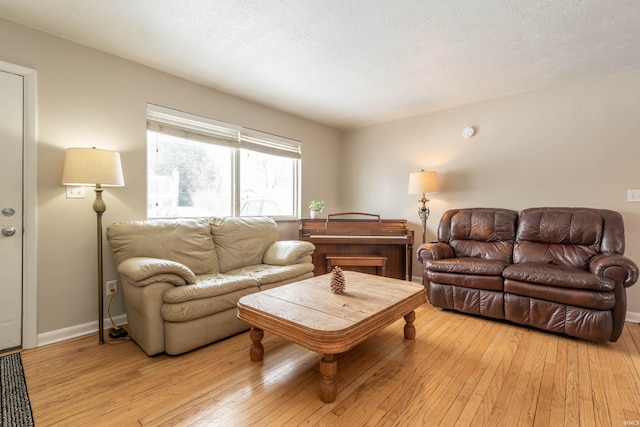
[{"x1": 0, "y1": 353, "x2": 34, "y2": 427}]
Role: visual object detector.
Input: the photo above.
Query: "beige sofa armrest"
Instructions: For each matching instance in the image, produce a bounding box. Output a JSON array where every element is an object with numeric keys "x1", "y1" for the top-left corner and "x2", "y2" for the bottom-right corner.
[
  {"x1": 117, "y1": 257, "x2": 197, "y2": 286},
  {"x1": 263, "y1": 240, "x2": 316, "y2": 266}
]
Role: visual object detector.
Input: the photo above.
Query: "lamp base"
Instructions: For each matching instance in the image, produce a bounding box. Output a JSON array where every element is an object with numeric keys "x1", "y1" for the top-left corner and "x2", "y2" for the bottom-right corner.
[{"x1": 109, "y1": 327, "x2": 128, "y2": 339}]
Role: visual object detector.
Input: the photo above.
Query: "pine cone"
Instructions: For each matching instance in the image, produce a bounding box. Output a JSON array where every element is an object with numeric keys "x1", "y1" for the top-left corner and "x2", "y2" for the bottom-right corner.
[{"x1": 330, "y1": 266, "x2": 346, "y2": 294}]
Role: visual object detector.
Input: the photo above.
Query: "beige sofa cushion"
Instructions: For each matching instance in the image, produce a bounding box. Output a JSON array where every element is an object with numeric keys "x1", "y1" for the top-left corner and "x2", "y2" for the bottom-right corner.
[
  {"x1": 163, "y1": 273, "x2": 257, "y2": 304},
  {"x1": 162, "y1": 287, "x2": 256, "y2": 322},
  {"x1": 225, "y1": 263, "x2": 315, "y2": 286},
  {"x1": 211, "y1": 217, "x2": 279, "y2": 273},
  {"x1": 107, "y1": 218, "x2": 220, "y2": 275}
]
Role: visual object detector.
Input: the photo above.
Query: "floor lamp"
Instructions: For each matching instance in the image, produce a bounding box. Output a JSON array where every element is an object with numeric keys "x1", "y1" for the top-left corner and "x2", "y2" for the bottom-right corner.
[
  {"x1": 62, "y1": 147, "x2": 125, "y2": 344},
  {"x1": 408, "y1": 170, "x2": 438, "y2": 244}
]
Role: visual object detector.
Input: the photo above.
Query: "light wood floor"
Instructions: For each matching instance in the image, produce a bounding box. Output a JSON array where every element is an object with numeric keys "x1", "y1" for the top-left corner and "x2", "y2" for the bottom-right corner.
[{"x1": 14, "y1": 303, "x2": 640, "y2": 426}]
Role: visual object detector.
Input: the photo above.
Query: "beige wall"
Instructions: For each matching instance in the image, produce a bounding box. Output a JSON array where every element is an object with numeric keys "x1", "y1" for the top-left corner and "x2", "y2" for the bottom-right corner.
[
  {"x1": 341, "y1": 68, "x2": 640, "y2": 315},
  {"x1": 0, "y1": 18, "x2": 342, "y2": 335}
]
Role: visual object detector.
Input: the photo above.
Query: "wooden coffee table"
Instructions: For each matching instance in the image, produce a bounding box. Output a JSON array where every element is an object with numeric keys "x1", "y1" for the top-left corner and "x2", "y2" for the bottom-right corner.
[{"x1": 237, "y1": 271, "x2": 426, "y2": 403}]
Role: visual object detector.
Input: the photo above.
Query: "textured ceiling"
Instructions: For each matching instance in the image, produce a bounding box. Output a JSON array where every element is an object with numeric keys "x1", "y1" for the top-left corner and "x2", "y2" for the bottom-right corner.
[{"x1": 1, "y1": 1, "x2": 640, "y2": 130}]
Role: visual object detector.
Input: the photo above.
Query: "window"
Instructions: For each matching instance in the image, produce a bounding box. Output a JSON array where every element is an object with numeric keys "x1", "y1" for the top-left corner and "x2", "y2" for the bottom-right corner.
[{"x1": 146, "y1": 104, "x2": 301, "y2": 219}]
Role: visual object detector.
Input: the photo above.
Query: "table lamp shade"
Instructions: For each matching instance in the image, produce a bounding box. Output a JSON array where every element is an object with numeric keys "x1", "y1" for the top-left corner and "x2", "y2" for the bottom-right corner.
[
  {"x1": 408, "y1": 170, "x2": 438, "y2": 194},
  {"x1": 62, "y1": 147, "x2": 124, "y2": 187}
]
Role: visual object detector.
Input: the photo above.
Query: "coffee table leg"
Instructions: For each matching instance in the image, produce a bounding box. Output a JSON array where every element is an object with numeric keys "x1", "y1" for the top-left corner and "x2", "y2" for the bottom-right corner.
[
  {"x1": 404, "y1": 311, "x2": 416, "y2": 340},
  {"x1": 249, "y1": 327, "x2": 264, "y2": 362},
  {"x1": 319, "y1": 354, "x2": 337, "y2": 403}
]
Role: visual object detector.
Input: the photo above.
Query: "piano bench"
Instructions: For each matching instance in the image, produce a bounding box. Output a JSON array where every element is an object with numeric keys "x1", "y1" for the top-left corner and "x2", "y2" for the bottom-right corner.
[{"x1": 326, "y1": 255, "x2": 388, "y2": 277}]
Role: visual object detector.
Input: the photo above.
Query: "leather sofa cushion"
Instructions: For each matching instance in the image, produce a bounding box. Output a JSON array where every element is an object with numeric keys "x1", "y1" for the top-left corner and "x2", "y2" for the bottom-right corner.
[
  {"x1": 211, "y1": 217, "x2": 279, "y2": 273},
  {"x1": 504, "y1": 279, "x2": 615, "y2": 310},
  {"x1": 426, "y1": 257, "x2": 508, "y2": 276},
  {"x1": 426, "y1": 257, "x2": 507, "y2": 291},
  {"x1": 426, "y1": 271, "x2": 503, "y2": 291},
  {"x1": 106, "y1": 218, "x2": 220, "y2": 275},
  {"x1": 442, "y1": 208, "x2": 518, "y2": 263},
  {"x1": 513, "y1": 209, "x2": 602, "y2": 269},
  {"x1": 503, "y1": 262, "x2": 614, "y2": 291}
]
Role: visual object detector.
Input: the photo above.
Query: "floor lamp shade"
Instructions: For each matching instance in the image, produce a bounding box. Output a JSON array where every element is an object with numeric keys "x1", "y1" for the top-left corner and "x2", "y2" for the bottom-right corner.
[
  {"x1": 407, "y1": 170, "x2": 438, "y2": 195},
  {"x1": 62, "y1": 147, "x2": 124, "y2": 187}
]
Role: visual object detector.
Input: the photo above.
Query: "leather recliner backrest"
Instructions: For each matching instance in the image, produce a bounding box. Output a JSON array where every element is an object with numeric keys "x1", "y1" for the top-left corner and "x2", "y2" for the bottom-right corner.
[
  {"x1": 438, "y1": 208, "x2": 519, "y2": 263},
  {"x1": 512, "y1": 207, "x2": 625, "y2": 269}
]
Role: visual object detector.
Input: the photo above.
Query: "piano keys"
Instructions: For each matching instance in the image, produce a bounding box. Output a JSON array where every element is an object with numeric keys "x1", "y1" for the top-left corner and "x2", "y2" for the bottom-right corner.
[{"x1": 299, "y1": 212, "x2": 414, "y2": 280}]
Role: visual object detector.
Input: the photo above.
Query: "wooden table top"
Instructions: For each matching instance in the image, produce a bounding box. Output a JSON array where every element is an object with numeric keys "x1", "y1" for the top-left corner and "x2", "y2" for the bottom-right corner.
[{"x1": 237, "y1": 271, "x2": 426, "y2": 354}]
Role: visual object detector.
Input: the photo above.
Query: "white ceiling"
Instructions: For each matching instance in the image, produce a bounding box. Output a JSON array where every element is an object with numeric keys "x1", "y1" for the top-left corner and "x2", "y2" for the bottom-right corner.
[{"x1": 1, "y1": 1, "x2": 640, "y2": 130}]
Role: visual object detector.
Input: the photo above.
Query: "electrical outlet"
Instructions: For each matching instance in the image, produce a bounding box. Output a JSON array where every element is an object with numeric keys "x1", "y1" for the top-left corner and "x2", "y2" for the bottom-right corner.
[
  {"x1": 66, "y1": 186, "x2": 85, "y2": 199},
  {"x1": 106, "y1": 280, "x2": 118, "y2": 296}
]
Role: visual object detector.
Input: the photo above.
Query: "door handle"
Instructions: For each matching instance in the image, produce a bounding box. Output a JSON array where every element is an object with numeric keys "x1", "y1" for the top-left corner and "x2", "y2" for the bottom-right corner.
[{"x1": 1, "y1": 226, "x2": 16, "y2": 237}]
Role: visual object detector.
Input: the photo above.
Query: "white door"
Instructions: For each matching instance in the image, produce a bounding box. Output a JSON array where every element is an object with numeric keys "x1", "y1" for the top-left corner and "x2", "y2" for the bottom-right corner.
[{"x1": 0, "y1": 70, "x2": 24, "y2": 351}]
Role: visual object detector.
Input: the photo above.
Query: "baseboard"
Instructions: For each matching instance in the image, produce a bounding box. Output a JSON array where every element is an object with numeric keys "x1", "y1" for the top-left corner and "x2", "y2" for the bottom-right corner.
[
  {"x1": 626, "y1": 311, "x2": 640, "y2": 323},
  {"x1": 37, "y1": 314, "x2": 128, "y2": 347},
  {"x1": 33, "y1": 309, "x2": 640, "y2": 347}
]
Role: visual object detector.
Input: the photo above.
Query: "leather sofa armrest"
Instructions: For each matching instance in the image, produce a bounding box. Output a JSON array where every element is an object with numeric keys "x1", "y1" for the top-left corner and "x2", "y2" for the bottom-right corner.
[
  {"x1": 117, "y1": 257, "x2": 197, "y2": 286},
  {"x1": 590, "y1": 253, "x2": 639, "y2": 287},
  {"x1": 263, "y1": 241, "x2": 316, "y2": 266},
  {"x1": 417, "y1": 242, "x2": 454, "y2": 263}
]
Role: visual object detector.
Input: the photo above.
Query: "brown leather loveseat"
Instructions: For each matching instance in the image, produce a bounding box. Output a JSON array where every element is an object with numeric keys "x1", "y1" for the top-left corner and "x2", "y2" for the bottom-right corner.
[{"x1": 417, "y1": 207, "x2": 639, "y2": 342}]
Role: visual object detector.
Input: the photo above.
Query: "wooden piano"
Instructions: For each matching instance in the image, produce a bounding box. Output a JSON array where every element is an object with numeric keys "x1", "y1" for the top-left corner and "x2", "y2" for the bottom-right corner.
[{"x1": 299, "y1": 212, "x2": 414, "y2": 280}]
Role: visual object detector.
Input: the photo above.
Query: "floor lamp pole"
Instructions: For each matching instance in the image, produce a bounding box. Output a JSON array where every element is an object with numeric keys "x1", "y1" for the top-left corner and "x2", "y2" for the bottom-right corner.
[
  {"x1": 417, "y1": 194, "x2": 430, "y2": 244},
  {"x1": 93, "y1": 184, "x2": 106, "y2": 344}
]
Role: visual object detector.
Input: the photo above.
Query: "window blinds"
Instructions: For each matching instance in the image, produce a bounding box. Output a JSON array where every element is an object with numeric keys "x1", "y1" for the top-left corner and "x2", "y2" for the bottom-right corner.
[{"x1": 147, "y1": 104, "x2": 302, "y2": 159}]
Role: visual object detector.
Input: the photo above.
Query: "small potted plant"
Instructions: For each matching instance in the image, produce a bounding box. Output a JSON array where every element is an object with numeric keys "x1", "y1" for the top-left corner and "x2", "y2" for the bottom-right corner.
[{"x1": 309, "y1": 200, "x2": 325, "y2": 218}]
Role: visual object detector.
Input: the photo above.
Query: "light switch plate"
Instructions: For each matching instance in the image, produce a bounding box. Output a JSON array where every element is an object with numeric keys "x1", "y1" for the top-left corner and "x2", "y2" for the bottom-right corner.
[
  {"x1": 627, "y1": 189, "x2": 640, "y2": 202},
  {"x1": 66, "y1": 186, "x2": 85, "y2": 199}
]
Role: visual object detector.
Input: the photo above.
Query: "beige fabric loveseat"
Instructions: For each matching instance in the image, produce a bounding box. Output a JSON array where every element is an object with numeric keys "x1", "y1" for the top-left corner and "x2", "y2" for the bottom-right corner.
[{"x1": 106, "y1": 216, "x2": 315, "y2": 356}]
